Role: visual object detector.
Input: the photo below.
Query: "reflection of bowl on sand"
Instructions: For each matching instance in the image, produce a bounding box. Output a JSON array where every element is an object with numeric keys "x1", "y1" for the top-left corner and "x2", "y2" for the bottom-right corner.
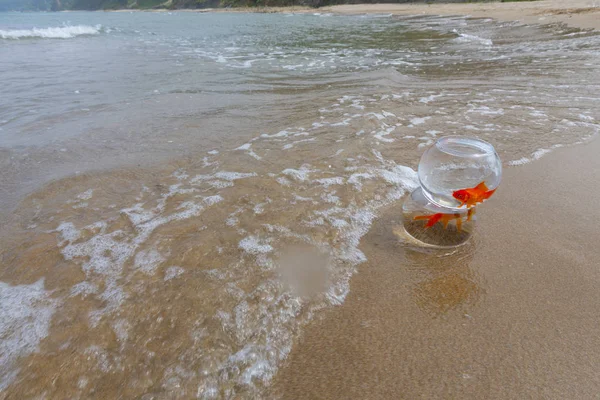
[
  {"x1": 404, "y1": 242, "x2": 481, "y2": 315},
  {"x1": 414, "y1": 273, "x2": 479, "y2": 315}
]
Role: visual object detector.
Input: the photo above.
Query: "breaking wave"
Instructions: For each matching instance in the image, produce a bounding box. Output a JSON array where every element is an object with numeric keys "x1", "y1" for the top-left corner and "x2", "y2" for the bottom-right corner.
[
  {"x1": 453, "y1": 30, "x2": 493, "y2": 46},
  {"x1": 0, "y1": 25, "x2": 103, "y2": 40}
]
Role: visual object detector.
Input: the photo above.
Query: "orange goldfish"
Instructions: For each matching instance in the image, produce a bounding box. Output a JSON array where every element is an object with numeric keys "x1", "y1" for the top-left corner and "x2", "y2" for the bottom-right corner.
[
  {"x1": 414, "y1": 212, "x2": 464, "y2": 231},
  {"x1": 452, "y1": 181, "x2": 496, "y2": 208},
  {"x1": 413, "y1": 208, "x2": 475, "y2": 232}
]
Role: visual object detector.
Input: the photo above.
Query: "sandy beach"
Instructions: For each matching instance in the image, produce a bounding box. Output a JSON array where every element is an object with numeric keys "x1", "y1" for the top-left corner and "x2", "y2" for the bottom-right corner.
[
  {"x1": 271, "y1": 135, "x2": 600, "y2": 398},
  {"x1": 267, "y1": 3, "x2": 600, "y2": 399},
  {"x1": 321, "y1": 0, "x2": 600, "y2": 30}
]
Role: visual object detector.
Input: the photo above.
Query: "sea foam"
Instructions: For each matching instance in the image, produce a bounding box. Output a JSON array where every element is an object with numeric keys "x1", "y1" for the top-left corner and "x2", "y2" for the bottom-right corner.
[
  {"x1": 453, "y1": 31, "x2": 493, "y2": 46},
  {"x1": 0, "y1": 25, "x2": 103, "y2": 40},
  {"x1": 0, "y1": 279, "x2": 58, "y2": 390}
]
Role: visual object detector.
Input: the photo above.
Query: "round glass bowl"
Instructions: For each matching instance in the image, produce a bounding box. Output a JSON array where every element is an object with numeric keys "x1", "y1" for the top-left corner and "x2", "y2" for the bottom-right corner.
[
  {"x1": 402, "y1": 187, "x2": 475, "y2": 248},
  {"x1": 418, "y1": 136, "x2": 502, "y2": 210}
]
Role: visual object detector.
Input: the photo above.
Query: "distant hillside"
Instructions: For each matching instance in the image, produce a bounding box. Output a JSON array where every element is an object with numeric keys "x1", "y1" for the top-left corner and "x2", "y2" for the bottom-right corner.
[
  {"x1": 1, "y1": 0, "x2": 56, "y2": 11},
  {"x1": 0, "y1": 0, "x2": 126, "y2": 11},
  {"x1": 0, "y1": 0, "x2": 508, "y2": 12}
]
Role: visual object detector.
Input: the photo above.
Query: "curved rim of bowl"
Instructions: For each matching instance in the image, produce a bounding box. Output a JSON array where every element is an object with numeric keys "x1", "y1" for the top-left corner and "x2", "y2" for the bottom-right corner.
[{"x1": 434, "y1": 135, "x2": 497, "y2": 157}]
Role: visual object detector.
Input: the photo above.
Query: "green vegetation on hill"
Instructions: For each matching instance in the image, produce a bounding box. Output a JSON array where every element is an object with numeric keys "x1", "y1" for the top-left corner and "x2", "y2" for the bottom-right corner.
[
  {"x1": 0, "y1": 0, "x2": 532, "y2": 11},
  {"x1": 0, "y1": 0, "x2": 59, "y2": 11}
]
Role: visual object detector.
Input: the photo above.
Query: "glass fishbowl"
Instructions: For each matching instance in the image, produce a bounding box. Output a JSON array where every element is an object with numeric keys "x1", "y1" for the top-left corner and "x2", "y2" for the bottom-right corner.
[
  {"x1": 402, "y1": 136, "x2": 502, "y2": 247},
  {"x1": 418, "y1": 136, "x2": 502, "y2": 210}
]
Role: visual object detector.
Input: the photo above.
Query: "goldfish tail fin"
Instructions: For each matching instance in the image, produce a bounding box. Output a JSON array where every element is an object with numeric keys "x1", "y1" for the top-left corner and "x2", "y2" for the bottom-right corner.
[
  {"x1": 475, "y1": 181, "x2": 489, "y2": 192},
  {"x1": 414, "y1": 213, "x2": 441, "y2": 228},
  {"x1": 483, "y1": 188, "x2": 496, "y2": 200},
  {"x1": 425, "y1": 215, "x2": 440, "y2": 228},
  {"x1": 456, "y1": 217, "x2": 462, "y2": 232}
]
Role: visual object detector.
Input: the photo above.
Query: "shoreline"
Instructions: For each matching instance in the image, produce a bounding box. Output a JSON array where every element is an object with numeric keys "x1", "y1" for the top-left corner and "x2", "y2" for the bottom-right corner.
[
  {"x1": 102, "y1": 6, "x2": 313, "y2": 13},
  {"x1": 321, "y1": 0, "x2": 600, "y2": 31},
  {"x1": 97, "y1": 1, "x2": 600, "y2": 30}
]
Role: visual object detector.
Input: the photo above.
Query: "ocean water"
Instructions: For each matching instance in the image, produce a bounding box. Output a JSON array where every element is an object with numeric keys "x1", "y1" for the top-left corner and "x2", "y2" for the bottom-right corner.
[{"x1": 1, "y1": 11, "x2": 600, "y2": 398}]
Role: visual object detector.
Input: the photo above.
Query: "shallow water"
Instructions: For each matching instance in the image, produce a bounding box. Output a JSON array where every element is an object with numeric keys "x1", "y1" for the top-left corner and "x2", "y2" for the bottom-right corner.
[{"x1": 1, "y1": 11, "x2": 600, "y2": 399}]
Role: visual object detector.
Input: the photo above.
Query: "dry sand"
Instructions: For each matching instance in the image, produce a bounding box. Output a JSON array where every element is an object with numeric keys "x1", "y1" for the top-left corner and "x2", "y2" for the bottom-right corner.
[
  {"x1": 268, "y1": 3, "x2": 600, "y2": 398},
  {"x1": 322, "y1": 0, "x2": 600, "y2": 30}
]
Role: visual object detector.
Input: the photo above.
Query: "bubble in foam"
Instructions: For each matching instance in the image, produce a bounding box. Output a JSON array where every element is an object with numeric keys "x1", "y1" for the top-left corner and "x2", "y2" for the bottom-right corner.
[
  {"x1": 113, "y1": 319, "x2": 131, "y2": 343},
  {"x1": 281, "y1": 165, "x2": 313, "y2": 182},
  {"x1": 239, "y1": 236, "x2": 274, "y2": 255},
  {"x1": 234, "y1": 143, "x2": 262, "y2": 160},
  {"x1": 204, "y1": 195, "x2": 224, "y2": 206},
  {"x1": 70, "y1": 281, "x2": 98, "y2": 297},
  {"x1": 409, "y1": 116, "x2": 431, "y2": 126},
  {"x1": 192, "y1": 171, "x2": 257, "y2": 185},
  {"x1": 84, "y1": 345, "x2": 114, "y2": 374},
  {"x1": 532, "y1": 148, "x2": 552, "y2": 159},
  {"x1": 315, "y1": 177, "x2": 344, "y2": 187},
  {"x1": 276, "y1": 177, "x2": 291, "y2": 186},
  {"x1": 508, "y1": 157, "x2": 530, "y2": 166},
  {"x1": 56, "y1": 222, "x2": 81, "y2": 243},
  {"x1": 164, "y1": 266, "x2": 185, "y2": 281},
  {"x1": 134, "y1": 249, "x2": 165, "y2": 275},
  {"x1": 76, "y1": 189, "x2": 94, "y2": 201}
]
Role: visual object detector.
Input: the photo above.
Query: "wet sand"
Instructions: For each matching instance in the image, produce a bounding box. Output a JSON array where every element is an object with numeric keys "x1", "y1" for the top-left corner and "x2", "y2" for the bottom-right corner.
[
  {"x1": 270, "y1": 138, "x2": 600, "y2": 398},
  {"x1": 322, "y1": 0, "x2": 600, "y2": 31}
]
